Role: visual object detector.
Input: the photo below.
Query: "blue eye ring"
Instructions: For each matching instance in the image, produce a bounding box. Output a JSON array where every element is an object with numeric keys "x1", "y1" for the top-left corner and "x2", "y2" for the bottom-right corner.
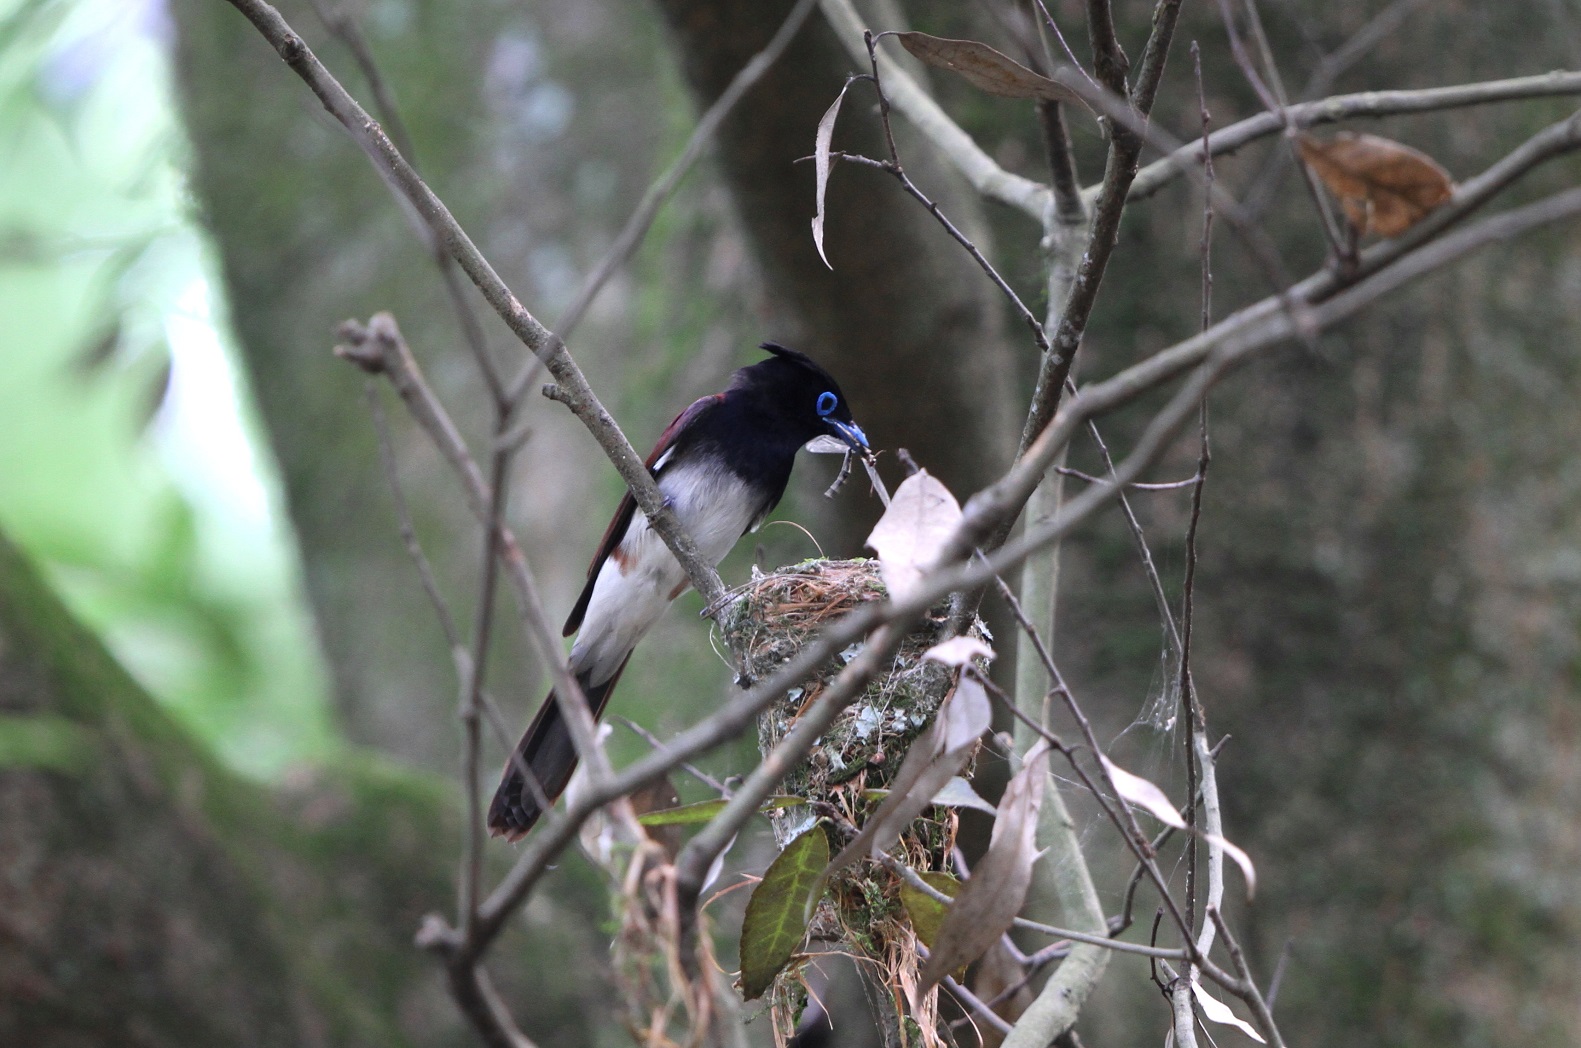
[{"x1": 816, "y1": 391, "x2": 838, "y2": 417}]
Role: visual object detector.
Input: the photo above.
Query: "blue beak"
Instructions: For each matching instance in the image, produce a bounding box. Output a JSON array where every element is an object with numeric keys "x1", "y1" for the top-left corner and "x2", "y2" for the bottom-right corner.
[{"x1": 827, "y1": 418, "x2": 869, "y2": 453}]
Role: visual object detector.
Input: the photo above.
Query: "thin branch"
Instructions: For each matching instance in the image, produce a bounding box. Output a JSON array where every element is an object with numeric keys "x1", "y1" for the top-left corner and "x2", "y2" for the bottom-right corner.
[
  {"x1": 224, "y1": 0, "x2": 727, "y2": 611},
  {"x1": 333, "y1": 315, "x2": 613, "y2": 805},
  {"x1": 856, "y1": 35, "x2": 1050, "y2": 355},
  {"x1": 513, "y1": 0, "x2": 818, "y2": 373},
  {"x1": 888, "y1": 859, "x2": 1184, "y2": 960},
  {"x1": 1216, "y1": 0, "x2": 1351, "y2": 263},
  {"x1": 819, "y1": 0, "x2": 1053, "y2": 219},
  {"x1": 304, "y1": 0, "x2": 508, "y2": 408},
  {"x1": 461, "y1": 185, "x2": 1581, "y2": 973},
  {"x1": 1125, "y1": 71, "x2": 1581, "y2": 204},
  {"x1": 616, "y1": 716, "x2": 732, "y2": 798},
  {"x1": 1244, "y1": 0, "x2": 1430, "y2": 219},
  {"x1": 1008, "y1": 0, "x2": 1187, "y2": 553},
  {"x1": 363, "y1": 381, "x2": 464, "y2": 656},
  {"x1": 940, "y1": 971, "x2": 1014, "y2": 1037}
]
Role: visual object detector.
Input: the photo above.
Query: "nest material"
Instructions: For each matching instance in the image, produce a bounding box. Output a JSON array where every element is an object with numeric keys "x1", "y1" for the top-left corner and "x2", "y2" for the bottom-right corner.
[
  {"x1": 720, "y1": 558, "x2": 991, "y2": 1045},
  {"x1": 720, "y1": 558, "x2": 989, "y2": 836}
]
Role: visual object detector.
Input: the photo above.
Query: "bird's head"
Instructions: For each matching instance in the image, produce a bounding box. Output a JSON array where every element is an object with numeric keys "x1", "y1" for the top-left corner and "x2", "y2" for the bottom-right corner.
[{"x1": 740, "y1": 341, "x2": 870, "y2": 457}]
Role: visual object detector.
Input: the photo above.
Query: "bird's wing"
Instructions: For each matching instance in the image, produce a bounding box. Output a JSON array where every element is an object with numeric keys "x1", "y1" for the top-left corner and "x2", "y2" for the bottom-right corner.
[{"x1": 562, "y1": 393, "x2": 725, "y2": 637}]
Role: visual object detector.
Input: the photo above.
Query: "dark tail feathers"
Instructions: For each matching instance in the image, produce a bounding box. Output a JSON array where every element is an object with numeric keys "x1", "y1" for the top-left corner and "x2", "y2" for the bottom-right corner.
[{"x1": 487, "y1": 661, "x2": 629, "y2": 840}]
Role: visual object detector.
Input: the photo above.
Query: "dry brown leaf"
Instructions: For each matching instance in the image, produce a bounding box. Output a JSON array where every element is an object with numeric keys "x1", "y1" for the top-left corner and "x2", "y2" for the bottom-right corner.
[
  {"x1": 895, "y1": 31, "x2": 1091, "y2": 114},
  {"x1": 918, "y1": 743, "x2": 1049, "y2": 991},
  {"x1": 1296, "y1": 131, "x2": 1454, "y2": 238}
]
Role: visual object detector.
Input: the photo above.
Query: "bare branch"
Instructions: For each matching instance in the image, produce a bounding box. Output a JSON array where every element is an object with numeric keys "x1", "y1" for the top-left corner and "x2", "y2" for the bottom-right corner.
[
  {"x1": 1125, "y1": 71, "x2": 1581, "y2": 204},
  {"x1": 522, "y1": 0, "x2": 818, "y2": 357},
  {"x1": 223, "y1": 0, "x2": 727, "y2": 611},
  {"x1": 819, "y1": 0, "x2": 1054, "y2": 219}
]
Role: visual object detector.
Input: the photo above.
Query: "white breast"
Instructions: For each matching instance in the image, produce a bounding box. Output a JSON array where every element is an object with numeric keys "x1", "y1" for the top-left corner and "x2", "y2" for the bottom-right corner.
[{"x1": 569, "y1": 460, "x2": 761, "y2": 684}]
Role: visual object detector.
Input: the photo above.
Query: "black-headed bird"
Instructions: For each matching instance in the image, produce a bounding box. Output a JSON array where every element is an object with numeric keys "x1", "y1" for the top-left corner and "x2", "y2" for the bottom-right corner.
[{"x1": 487, "y1": 342, "x2": 869, "y2": 839}]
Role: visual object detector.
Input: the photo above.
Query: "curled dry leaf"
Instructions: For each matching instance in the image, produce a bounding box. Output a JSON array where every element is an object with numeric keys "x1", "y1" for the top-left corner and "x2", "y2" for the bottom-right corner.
[
  {"x1": 739, "y1": 825, "x2": 830, "y2": 1000},
  {"x1": 894, "y1": 31, "x2": 1094, "y2": 116},
  {"x1": 811, "y1": 82, "x2": 855, "y2": 270},
  {"x1": 1099, "y1": 754, "x2": 1186, "y2": 829},
  {"x1": 1296, "y1": 131, "x2": 1454, "y2": 238},
  {"x1": 1192, "y1": 981, "x2": 1267, "y2": 1043},
  {"x1": 918, "y1": 742, "x2": 1050, "y2": 991},
  {"x1": 865, "y1": 469, "x2": 962, "y2": 602},
  {"x1": 921, "y1": 635, "x2": 995, "y2": 668},
  {"x1": 1205, "y1": 832, "x2": 1258, "y2": 900}
]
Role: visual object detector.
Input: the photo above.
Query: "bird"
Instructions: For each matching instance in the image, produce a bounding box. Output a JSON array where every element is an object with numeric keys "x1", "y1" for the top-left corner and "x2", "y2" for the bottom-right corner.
[{"x1": 487, "y1": 342, "x2": 870, "y2": 840}]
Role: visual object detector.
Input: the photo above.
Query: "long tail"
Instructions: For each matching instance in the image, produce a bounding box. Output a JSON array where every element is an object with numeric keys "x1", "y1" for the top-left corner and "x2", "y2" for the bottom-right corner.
[{"x1": 487, "y1": 659, "x2": 630, "y2": 840}]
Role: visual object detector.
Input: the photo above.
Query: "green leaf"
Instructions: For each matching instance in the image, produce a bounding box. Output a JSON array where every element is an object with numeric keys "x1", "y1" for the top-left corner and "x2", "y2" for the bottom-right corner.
[
  {"x1": 637, "y1": 795, "x2": 803, "y2": 827},
  {"x1": 738, "y1": 825, "x2": 829, "y2": 1000},
  {"x1": 899, "y1": 871, "x2": 961, "y2": 949}
]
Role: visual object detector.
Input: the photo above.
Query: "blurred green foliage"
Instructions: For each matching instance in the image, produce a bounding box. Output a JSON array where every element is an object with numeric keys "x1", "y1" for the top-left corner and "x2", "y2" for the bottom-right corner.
[{"x1": 0, "y1": 0, "x2": 333, "y2": 774}]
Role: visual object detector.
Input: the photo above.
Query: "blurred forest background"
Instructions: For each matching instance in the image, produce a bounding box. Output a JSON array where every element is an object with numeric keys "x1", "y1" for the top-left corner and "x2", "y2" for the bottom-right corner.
[{"x1": 2, "y1": 0, "x2": 1578, "y2": 1045}]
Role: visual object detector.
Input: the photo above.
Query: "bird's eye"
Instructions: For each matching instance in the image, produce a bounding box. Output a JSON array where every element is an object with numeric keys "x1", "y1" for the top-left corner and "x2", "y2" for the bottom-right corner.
[{"x1": 816, "y1": 391, "x2": 838, "y2": 417}]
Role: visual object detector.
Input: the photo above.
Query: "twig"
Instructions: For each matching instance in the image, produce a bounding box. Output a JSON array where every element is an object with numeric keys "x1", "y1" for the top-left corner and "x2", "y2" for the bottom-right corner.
[
  {"x1": 1055, "y1": 467, "x2": 1202, "y2": 490},
  {"x1": 1124, "y1": 71, "x2": 1581, "y2": 204},
  {"x1": 363, "y1": 381, "x2": 464, "y2": 656},
  {"x1": 819, "y1": 0, "x2": 1053, "y2": 219},
  {"x1": 1083, "y1": 415, "x2": 1183, "y2": 664},
  {"x1": 854, "y1": 34, "x2": 1052, "y2": 356},
  {"x1": 333, "y1": 315, "x2": 612, "y2": 817},
  {"x1": 940, "y1": 971, "x2": 1014, "y2": 1037},
  {"x1": 511, "y1": 0, "x2": 818, "y2": 379},
  {"x1": 462, "y1": 184, "x2": 1581, "y2": 972},
  {"x1": 304, "y1": 0, "x2": 507, "y2": 408},
  {"x1": 1243, "y1": 0, "x2": 1430, "y2": 219},
  {"x1": 225, "y1": 0, "x2": 727, "y2": 612},
  {"x1": 616, "y1": 716, "x2": 733, "y2": 798},
  {"x1": 1215, "y1": 0, "x2": 1350, "y2": 264},
  {"x1": 887, "y1": 859, "x2": 1183, "y2": 960}
]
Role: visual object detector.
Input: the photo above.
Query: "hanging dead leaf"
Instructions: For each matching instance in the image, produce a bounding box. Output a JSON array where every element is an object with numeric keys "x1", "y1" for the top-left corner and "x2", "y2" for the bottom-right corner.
[
  {"x1": 1100, "y1": 754, "x2": 1187, "y2": 829},
  {"x1": 1192, "y1": 981, "x2": 1267, "y2": 1043},
  {"x1": 919, "y1": 742, "x2": 1049, "y2": 991},
  {"x1": 866, "y1": 469, "x2": 962, "y2": 602},
  {"x1": 1296, "y1": 132, "x2": 1454, "y2": 238},
  {"x1": 1206, "y1": 832, "x2": 1258, "y2": 901},
  {"x1": 895, "y1": 31, "x2": 1094, "y2": 116},
  {"x1": 811, "y1": 82, "x2": 856, "y2": 270}
]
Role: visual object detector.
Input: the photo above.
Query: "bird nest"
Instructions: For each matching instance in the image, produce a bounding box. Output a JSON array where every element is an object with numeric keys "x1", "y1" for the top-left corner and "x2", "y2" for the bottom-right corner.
[{"x1": 718, "y1": 558, "x2": 991, "y2": 1041}]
